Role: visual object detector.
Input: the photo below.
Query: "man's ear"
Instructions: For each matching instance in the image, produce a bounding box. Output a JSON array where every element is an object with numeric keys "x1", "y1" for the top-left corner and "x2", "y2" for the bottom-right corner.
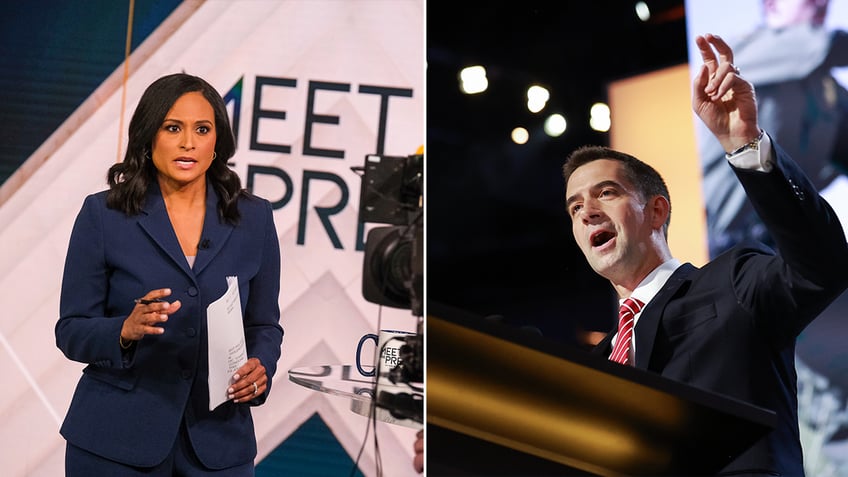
[{"x1": 648, "y1": 195, "x2": 670, "y2": 231}]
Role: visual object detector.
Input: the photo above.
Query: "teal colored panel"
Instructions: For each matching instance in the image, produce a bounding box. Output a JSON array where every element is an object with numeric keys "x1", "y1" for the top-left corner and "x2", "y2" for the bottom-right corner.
[
  {"x1": 256, "y1": 413, "x2": 365, "y2": 477},
  {"x1": 0, "y1": 0, "x2": 182, "y2": 185}
]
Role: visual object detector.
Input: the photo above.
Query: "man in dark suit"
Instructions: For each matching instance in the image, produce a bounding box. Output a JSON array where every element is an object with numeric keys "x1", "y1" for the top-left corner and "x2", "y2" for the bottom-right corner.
[{"x1": 562, "y1": 34, "x2": 848, "y2": 475}]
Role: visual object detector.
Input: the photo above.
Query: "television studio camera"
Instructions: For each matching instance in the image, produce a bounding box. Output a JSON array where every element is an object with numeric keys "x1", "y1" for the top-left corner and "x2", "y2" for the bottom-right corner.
[{"x1": 356, "y1": 152, "x2": 423, "y2": 423}]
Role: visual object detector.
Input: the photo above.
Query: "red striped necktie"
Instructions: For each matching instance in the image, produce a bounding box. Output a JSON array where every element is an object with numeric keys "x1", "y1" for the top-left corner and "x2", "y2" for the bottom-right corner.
[{"x1": 609, "y1": 297, "x2": 644, "y2": 365}]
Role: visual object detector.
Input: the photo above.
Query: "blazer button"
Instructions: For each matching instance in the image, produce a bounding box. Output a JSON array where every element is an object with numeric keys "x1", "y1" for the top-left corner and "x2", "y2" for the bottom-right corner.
[
  {"x1": 186, "y1": 327, "x2": 197, "y2": 337},
  {"x1": 181, "y1": 370, "x2": 193, "y2": 380},
  {"x1": 187, "y1": 287, "x2": 198, "y2": 297}
]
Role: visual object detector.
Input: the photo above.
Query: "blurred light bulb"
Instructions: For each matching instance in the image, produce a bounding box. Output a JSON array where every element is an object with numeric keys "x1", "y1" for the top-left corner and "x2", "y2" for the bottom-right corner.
[
  {"x1": 590, "y1": 102, "x2": 611, "y2": 132},
  {"x1": 511, "y1": 127, "x2": 530, "y2": 144},
  {"x1": 544, "y1": 114, "x2": 567, "y2": 137},
  {"x1": 635, "y1": 1, "x2": 650, "y2": 22},
  {"x1": 526, "y1": 85, "x2": 550, "y2": 113},
  {"x1": 459, "y1": 65, "x2": 488, "y2": 94}
]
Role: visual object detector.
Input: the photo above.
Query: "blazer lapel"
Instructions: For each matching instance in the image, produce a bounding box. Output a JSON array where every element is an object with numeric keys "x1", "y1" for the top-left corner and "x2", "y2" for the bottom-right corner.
[
  {"x1": 137, "y1": 183, "x2": 193, "y2": 276},
  {"x1": 191, "y1": 184, "x2": 234, "y2": 275},
  {"x1": 633, "y1": 263, "x2": 697, "y2": 369}
]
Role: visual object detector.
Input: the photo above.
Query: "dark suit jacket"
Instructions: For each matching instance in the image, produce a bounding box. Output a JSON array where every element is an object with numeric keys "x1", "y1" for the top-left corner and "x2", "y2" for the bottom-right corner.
[
  {"x1": 56, "y1": 181, "x2": 283, "y2": 469},
  {"x1": 593, "y1": 142, "x2": 848, "y2": 475}
]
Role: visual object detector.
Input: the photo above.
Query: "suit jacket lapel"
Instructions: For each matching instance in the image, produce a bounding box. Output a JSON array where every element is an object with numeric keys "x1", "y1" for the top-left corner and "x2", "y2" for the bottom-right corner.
[
  {"x1": 633, "y1": 263, "x2": 696, "y2": 369},
  {"x1": 191, "y1": 184, "x2": 234, "y2": 275},
  {"x1": 138, "y1": 182, "x2": 193, "y2": 276},
  {"x1": 137, "y1": 182, "x2": 234, "y2": 277}
]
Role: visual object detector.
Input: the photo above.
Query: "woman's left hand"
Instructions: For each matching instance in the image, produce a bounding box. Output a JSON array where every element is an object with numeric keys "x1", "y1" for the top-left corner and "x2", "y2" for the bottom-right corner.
[{"x1": 228, "y1": 357, "x2": 267, "y2": 403}]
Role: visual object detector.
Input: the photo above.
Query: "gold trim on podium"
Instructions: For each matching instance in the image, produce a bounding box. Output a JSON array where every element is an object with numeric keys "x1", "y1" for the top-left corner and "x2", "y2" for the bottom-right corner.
[{"x1": 428, "y1": 313, "x2": 775, "y2": 476}]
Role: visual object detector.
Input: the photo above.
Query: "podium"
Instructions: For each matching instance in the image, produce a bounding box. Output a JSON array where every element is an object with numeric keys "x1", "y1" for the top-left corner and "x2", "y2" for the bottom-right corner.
[{"x1": 427, "y1": 306, "x2": 777, "y2": 476}]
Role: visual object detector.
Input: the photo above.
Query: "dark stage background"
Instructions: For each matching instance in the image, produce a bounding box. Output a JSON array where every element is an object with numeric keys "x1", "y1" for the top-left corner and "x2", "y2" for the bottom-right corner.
[{"x1": 426, "y1": 1, "x2": 688, "y2": 348}]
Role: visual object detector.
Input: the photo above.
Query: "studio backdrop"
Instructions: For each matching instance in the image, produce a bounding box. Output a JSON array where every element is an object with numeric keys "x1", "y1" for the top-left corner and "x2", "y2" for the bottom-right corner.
[{"x1": 0, "y1": 1, "x2": 423, "y2": 476}]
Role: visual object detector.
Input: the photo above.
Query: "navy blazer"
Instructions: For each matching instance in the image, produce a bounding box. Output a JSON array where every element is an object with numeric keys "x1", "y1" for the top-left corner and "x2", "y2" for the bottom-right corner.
[
  {"x1": 593, "y1": 142, "x2": 848, "y2": 475},
  {"x1": 56, "y1": 181, "x2": 283, "y2": 469}
]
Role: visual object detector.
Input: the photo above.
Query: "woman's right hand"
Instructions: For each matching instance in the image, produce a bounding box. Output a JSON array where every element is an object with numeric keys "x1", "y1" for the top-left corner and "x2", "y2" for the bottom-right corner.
[{"x1": 121, "y1": 288, "x2": 182, "y2": 342}]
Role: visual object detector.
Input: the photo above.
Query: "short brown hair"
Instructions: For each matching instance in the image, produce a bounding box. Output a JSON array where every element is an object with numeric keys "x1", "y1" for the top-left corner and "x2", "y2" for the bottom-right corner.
[{"x1": 563, "y1": 145, "x2": 671, "y2": 235}]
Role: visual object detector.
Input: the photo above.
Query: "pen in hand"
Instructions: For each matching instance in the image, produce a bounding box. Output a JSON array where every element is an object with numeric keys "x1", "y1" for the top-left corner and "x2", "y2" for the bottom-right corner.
[{"x1": 134, "y1": 298, "x2": 164, "y2": 305}]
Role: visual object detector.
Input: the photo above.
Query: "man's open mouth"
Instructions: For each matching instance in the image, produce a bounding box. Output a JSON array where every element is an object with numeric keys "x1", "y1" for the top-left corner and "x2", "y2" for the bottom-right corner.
[{"x1": 590, "y1": 230, "x2": 615, "y2": 247}]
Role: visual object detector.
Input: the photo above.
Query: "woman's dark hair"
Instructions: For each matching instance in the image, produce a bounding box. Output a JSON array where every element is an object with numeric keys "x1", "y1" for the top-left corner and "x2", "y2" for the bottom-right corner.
[
  {"x1": 563, "y1": 145, "x2": 671, "y2": 236},
  {"x1": 106, "y1": 73, "x2": 244, "y2": 224}
]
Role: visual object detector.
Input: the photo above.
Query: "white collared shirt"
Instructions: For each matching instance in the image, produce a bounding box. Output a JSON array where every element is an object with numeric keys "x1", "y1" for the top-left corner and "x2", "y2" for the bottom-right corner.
[{"x1": 611, "y1": 258, "x2": 683, "y2": 359}]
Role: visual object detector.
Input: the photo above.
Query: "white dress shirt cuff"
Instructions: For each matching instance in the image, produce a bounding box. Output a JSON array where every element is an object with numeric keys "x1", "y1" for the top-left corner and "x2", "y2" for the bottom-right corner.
[{"x1": 727, "y1": 131, "x2": 774, "y2": 172}]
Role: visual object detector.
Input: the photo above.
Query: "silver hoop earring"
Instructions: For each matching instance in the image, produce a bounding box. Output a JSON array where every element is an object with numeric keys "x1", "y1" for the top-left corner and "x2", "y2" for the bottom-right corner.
[{"x1": 213, "y1": 152, "x2": 217, "y2": 160}]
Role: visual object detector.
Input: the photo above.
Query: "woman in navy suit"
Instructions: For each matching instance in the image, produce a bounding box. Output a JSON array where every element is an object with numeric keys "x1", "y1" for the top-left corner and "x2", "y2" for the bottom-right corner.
[
  {"x1": 56, "y1": 73, "x2": 283, "y2": 476},
  {"x1": 564, "y1": 34, "x2": 848, "y2": 475}
]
